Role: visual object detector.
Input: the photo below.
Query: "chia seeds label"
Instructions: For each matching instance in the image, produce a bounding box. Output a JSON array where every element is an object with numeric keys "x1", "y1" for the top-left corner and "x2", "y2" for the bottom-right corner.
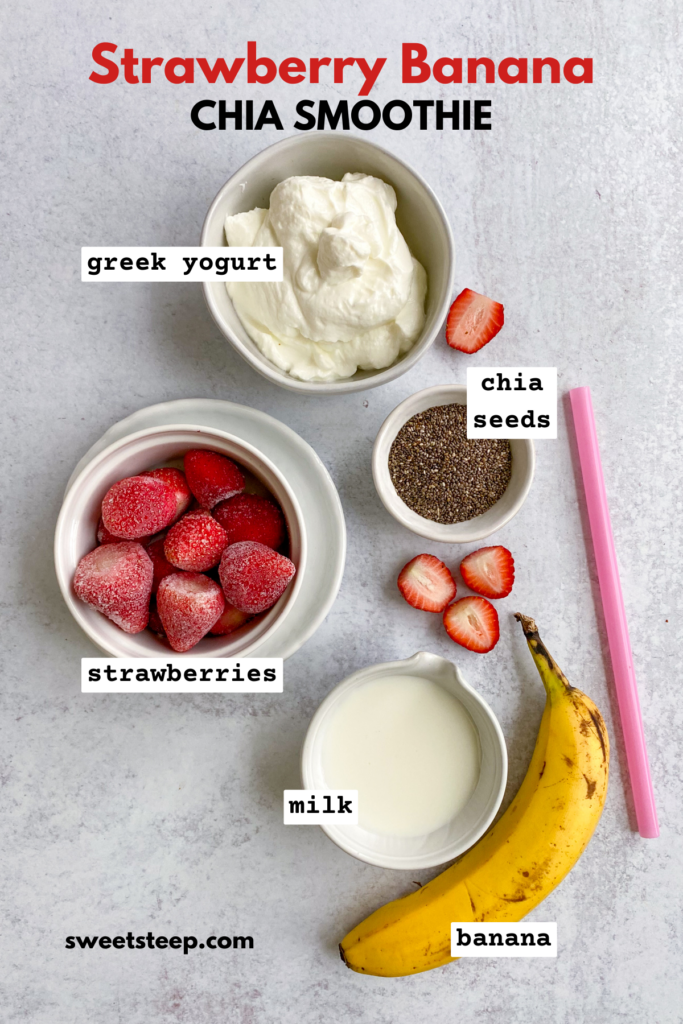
[{"x1": 466, "y1": 367, "x2": 558, "y2": 439}]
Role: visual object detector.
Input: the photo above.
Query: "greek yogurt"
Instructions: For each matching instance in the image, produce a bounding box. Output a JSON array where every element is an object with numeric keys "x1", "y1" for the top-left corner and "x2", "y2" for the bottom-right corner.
[{"x1": 224, "y1": 174, "x2": 427, "y2": 382}]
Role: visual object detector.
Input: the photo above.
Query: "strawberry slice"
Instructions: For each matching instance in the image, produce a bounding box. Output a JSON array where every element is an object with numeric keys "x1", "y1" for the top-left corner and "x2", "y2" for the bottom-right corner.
[
  {"x1": 445, "y1": 288, "x2": 504, "y2": 353},
  {"x1": 397, "y1": 554, "x2": 456, "y2": 613},
  {"x1": 443, "y1": 596, "x2": 499, "y2": 653},
  {"x1": 460, "y1": 546, "x2": 515, "y2": 599}
]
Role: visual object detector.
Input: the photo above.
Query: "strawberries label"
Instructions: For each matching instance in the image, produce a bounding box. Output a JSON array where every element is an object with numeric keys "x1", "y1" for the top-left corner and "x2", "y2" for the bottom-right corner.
[
  {"x1": 466, "y1": 367, "x2": 557, "y2": 438},
  {"x1": 82, "y1": 658, "x2": 283, "y2": 693}
]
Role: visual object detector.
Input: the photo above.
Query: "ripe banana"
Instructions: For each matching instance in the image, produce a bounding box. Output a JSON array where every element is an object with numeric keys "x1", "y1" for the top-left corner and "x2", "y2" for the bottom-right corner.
[{"x1": 340, "y1": 613, "x2": 609, "y2": 977}]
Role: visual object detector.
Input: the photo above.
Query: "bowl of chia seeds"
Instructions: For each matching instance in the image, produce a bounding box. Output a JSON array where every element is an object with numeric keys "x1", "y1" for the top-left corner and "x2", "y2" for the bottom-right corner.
[{"x1": 372, "y1": 385, "x2": 535, "y2": 543}]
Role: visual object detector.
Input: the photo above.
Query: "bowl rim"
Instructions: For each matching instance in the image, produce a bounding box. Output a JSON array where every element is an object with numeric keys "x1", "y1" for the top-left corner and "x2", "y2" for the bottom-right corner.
[
  {"x1": 300, "y1": 651, "x2": 508, "y2": 869},
  {"x1": 200, "y1": 133, "x2": 455, "y2": 395},
  {"x1": 54, "y1": 423, "x2": 307, "y2": 658},
  {"x1": 372, "y1": 383, "x2": 536, "y2": 543}
]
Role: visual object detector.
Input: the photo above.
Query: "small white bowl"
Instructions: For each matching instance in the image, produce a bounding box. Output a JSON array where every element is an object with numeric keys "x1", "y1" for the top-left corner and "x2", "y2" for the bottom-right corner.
[
  {"x1": 301, "y1": 652, "x2": 507, "y2": 870},
  {"x1": 201, "y1": 134, "x2": 455, "y2": 395},
  {"x1": 372, "y1": 384, "x2": 535, "y2": 543},
  {"x1": 54, "y1": 425, "x2": 306, "y2": 658}
]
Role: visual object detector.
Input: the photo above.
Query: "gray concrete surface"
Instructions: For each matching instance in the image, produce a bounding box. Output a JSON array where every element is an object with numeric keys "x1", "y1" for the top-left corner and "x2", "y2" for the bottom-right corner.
[{"x1": 1, "y1": 1, "x2": 681, "y2": 1020}]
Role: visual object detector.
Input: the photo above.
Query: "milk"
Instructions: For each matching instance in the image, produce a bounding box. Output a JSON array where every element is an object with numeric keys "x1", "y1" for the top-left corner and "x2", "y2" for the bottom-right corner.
[{"x1": 322, "y1": 675, "x2": 481, "y2": 838}]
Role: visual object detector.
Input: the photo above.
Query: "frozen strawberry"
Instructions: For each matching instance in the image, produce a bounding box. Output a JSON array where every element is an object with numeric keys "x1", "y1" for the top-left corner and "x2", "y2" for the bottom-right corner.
[
  {"x1": 97, "y1": 517, "x2": 154, "y2": 546},
  {"x1": 156, "y1": 573, "x2": 225, "y2": 653},
  {"x1": 142, "y1": 467, "x2": 192, "y2": 520},
  {"x1": 446, "y1": 288, "x2": 504, "y2": 353},
  {"x1": 460, "y1": 546, "x2": 515, "y2": 599},
  {"x1": 97, "y1": 516, "x2": 153, "y2": 547},
  {"x1": 209, "y1": 602, "x2": 252, "y2": 635},
  {"x1": 219, "y1": 541, "x2": 296, "y2": 614},
  {"x1": 443, "y1": 596, "x2": 500, "y2": 653},
  {"x1": 101, "y1": 475, "x2": 177, "y2": 540},
  {"x1": 184, "y1": 449, "x2": 245, "y2": 509},
  {"x1": 73, "y1": 542, "x2": 153, "y2": 633},
  {"x1": 96, "y1": 517, "x2": 119, "y2": 545},
  {"x1": 147, "y1": 537, "x2": 177, "y2": 592},
  {"x1": 148, "y1": 601, "x2": 167, "y2": 637},
  {"x1": 213, "y1": 493, "x2": 286, "y2": 550},
  {"x1": 397, "y1": 554, "x2": 456, "y2": 613},
  {"x1": 164, "y1": 510, "x2": 228, "y2": 572}
]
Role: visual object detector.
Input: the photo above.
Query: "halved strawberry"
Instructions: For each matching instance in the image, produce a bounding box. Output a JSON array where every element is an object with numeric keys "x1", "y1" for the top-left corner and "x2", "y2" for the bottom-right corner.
[
  {"x1": 445, "y1": 288, "x2": 504, "y2": 353},
  {"x1": 443, "y1": 596, "x2": 500, "y2": 653},
  {"x1": 397, "y1": 554, "x2": 456, "y2": 613},
  {"x1": 460, "y1": 546, "x2": 515, "y2": 599}
]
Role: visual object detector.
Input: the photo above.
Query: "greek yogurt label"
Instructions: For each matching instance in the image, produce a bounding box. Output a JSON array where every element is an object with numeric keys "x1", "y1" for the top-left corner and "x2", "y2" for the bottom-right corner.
[{"x1": 81, "y1": 247, "x2": 283, "y2": 281}]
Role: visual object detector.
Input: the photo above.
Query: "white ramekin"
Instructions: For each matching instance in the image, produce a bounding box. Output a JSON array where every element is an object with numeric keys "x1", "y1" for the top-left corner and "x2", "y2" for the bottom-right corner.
[
  {"x1": 301, "y1": 651, "x2": 507, "y2": 870},
  {"x1": 54, "y1": 425, "x2": 306, "y2": 658},
  {"x1": 201, "y1": 134, "x2": 455, "y2": 395},
  {"x1": 372, "y1": 384, "x2": 535, "y2": 543}
]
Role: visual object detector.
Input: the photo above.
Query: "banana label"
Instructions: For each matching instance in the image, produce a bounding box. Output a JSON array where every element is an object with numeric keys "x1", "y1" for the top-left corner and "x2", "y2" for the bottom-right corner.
[{"x1": 451, "y1": 922, "x2": 557, "y2": 957}]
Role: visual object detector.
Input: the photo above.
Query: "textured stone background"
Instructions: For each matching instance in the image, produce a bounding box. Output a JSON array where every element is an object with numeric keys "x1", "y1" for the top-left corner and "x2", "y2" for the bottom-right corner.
[{"x1": 1, "y1": 1, "x2": 681, "y2": 1020}]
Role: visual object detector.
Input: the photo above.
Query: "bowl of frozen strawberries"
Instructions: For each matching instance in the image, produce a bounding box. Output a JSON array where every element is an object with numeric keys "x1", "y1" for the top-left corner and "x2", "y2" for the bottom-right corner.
[{"x1": 54, "y1": 425, "x2": 306, "y2": 657}]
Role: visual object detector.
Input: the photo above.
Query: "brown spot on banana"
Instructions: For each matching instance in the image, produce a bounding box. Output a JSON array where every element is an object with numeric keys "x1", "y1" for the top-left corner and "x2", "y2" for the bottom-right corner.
[
  {"x1": 588, "y1": 708, "x2": 608, "y2": 763},
  {"x1": 464, "y1": 882, "x2": 477, "y2": 915},
  {"x1": 583, "y1": 774, "x2": 597, "y2": 799}
]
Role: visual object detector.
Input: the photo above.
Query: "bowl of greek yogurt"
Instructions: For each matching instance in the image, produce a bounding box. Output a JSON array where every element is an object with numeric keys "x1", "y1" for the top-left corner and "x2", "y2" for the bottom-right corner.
[{"x1": 201, "y1": 135, "x2": 455, "y2": 394}]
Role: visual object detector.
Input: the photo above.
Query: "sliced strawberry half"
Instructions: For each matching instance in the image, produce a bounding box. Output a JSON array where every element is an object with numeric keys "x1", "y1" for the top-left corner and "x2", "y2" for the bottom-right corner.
[
  {"x1": 460, "y1": 546, "x2": 515, "y2": 599},
  {"x1": 397, "y1": 554, "x2": 456, "y2": 613},
  {"x1": 443, "y1": 596, "x2": 500, "y2": 653},
  {"x1": 445, "y1": 288, "x2": 504, "y2": 353}
]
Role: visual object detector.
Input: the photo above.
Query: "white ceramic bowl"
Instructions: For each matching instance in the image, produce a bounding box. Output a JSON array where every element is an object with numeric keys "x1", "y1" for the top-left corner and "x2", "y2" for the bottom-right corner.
[
  {"x1": 201, "y1": 134, "x2": 455, "y2": 395},
  {"x1": 54, "y1": 425, "x2": 306, "y2": 658},
  {"x1": 301, "y1": 652, "x2": 507, "y2": 870},
  {"x1": 372, "y1": 384, "x2": 536, "y2": 543}
]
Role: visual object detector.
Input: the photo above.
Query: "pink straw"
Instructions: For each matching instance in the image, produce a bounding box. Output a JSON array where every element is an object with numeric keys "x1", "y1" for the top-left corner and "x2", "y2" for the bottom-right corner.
[{"x1": 569, "y1": 386, "x2": 658, "y2": 838}]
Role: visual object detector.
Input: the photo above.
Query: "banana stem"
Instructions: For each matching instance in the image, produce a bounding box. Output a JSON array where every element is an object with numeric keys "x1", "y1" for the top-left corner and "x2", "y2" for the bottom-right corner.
[{"x1": 514, "y1": 613, "x2": 574, "y2": 696}]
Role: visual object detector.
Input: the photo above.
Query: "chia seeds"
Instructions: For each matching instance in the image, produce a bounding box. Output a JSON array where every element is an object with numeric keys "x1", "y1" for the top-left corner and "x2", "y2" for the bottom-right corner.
[{"x1": 388, "y1": 404, "x2": 512, "y2": 524}]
